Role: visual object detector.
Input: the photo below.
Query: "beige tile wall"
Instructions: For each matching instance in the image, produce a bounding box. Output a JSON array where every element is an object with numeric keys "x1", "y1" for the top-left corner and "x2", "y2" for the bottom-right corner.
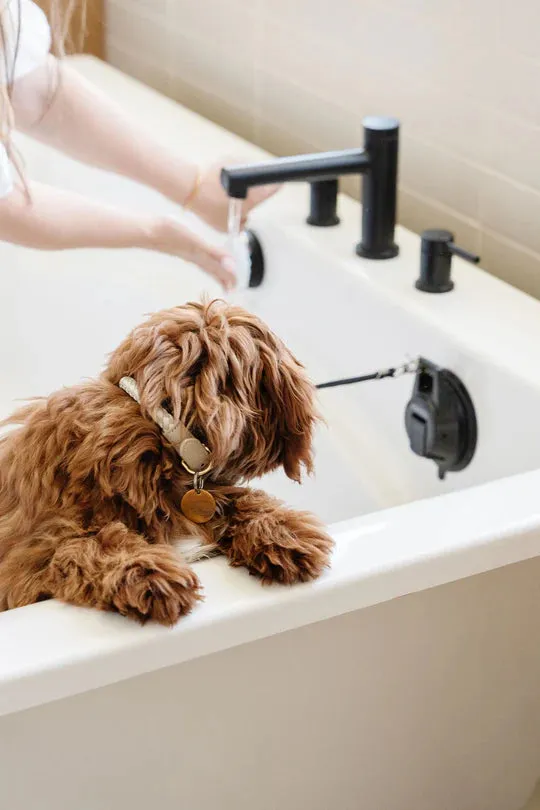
[{"x1": 105, "y1": 0, "x2": 540, "y2": 298}]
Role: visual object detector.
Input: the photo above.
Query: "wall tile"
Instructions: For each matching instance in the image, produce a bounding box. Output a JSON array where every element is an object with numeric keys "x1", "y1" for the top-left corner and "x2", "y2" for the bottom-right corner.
[
  {"x1": 463, "y1": 47, "x2": 540, "y2": 127},
  {"x1": 398, "y1": 189, "x2": 481, "y2": 256},
  {"x1": 481, "y1": 114, "x2": 540, "y2": 194},
  {"x1": 387, "y1": 0, "x2": 499, "y2": 43},
  {"x1": 260, "y1": 0, "x2": 363, "y2": 41},
  {"x1": 396, "y1": 81, "x2": 492, "y2": 168},
  {"x1": 254, "y1": 119, "x2": 317, "y2": 159},
  {"x1": 108, "y1": 0, "x2": 167, "y2": 20},
  {"x1": 170, "y1": 79, "x2": 256, "y2": 143},
  {"x1": 496, "y1": 1, "x2": 540, "y2": 59},
  {"x1": 106, "y1": 3, "x2": 171, "y2": 68},
  {"x1": 106, "y1": 42, "x2": 171, "y2": 95},
  {"x1": 480, "y1": 174, "x2": 540, "y2": 256},
  {"x1": 170, "y1": 32, "x2": 255, "y2": 113},
  {"x1": 168, "y1": 0, "x2": 257, "y2": 57},
  {"x1": 255, "y1": 19, "x2": 359, "y2": 109},
  {"x1": 256, "y1": 71, "x2": 361, "y2": 153},
  {"x1": 400, "y1": 136, "x2": 482, "y2": 220},
  {"x1": 480, "y1": 232, "x2": 540, "y2": 299}
]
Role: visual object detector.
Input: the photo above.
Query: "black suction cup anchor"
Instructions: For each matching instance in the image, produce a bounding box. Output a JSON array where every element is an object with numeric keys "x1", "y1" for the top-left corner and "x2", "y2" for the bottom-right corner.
[
  {"x1": 245, "y1": 229, "x2": 265, "y2": 288},
  {"x1": 404, "y1": 358, "x2": 477, "y2": 480}
]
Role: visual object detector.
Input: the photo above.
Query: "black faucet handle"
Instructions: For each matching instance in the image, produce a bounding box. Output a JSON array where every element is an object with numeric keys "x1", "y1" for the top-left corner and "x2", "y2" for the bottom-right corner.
[
  {"x1": 447, "y1": 241, "x2": 481, "y2": 264},
  {"x1": 416, "y1": 229, "x2": 481, "y2": 293}
]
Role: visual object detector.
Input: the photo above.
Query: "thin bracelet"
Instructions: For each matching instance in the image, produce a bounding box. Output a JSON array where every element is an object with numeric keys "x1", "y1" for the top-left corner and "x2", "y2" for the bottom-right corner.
[{"x1": 183, "y1": 167, "x2": 202, "y2": 210}]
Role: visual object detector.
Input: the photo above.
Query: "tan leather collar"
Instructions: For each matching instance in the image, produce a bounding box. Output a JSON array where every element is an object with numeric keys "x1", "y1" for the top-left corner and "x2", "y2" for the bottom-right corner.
[{"x1": 118, "y1": 376, "x2": 212, "y2": 475}]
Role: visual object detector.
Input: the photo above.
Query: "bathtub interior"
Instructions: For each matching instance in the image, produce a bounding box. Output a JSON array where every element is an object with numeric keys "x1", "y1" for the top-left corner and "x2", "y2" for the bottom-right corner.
[
  {"x1": 2, "y1": 191, "x2": 540, "y2": 529},
  {"x1": 2, "y1": 59, "x2": 540, "y2": 530}
]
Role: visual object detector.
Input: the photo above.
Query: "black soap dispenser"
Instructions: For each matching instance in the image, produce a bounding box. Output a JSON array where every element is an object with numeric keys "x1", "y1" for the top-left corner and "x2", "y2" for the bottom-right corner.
[{"x1": 416, "y1": 229, "x2": 481, "y2": 293}]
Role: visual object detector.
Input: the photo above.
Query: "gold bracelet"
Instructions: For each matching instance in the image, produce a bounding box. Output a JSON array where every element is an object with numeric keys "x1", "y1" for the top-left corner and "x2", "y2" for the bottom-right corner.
[{"x1": 183, "y1": 167, "x2": 202, "y2": 210}]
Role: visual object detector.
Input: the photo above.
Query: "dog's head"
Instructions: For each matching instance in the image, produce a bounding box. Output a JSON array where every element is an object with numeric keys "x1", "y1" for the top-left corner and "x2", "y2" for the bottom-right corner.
[{"x1": 104, "y1": 300, "x2": 318, "y2": 483}]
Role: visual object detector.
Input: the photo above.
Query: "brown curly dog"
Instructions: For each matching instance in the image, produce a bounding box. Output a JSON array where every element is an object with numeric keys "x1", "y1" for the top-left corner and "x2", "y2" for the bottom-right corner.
[{"x1": 0, "y1": 300, "x2": 333, "y2": 625}]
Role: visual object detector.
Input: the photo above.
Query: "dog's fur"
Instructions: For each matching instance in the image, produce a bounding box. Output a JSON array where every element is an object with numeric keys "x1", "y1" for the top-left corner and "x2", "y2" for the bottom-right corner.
[{"x1": 0, "y1": 300, "x2": 333, "y2": 624}]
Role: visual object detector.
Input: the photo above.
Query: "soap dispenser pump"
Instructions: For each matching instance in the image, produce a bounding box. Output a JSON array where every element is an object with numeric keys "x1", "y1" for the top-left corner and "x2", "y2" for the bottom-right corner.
[
  {"x1": 404, "y1": 358, "x2": 477, "y2": 479},
  {"x1": 416, "y1": 229, "x2": 480, "y2": 293}
]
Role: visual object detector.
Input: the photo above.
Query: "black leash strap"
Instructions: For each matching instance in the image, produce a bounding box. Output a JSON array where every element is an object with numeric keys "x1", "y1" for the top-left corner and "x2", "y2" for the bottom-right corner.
[{"x1": 316, "y1": 359, "x2": 419, "y2": 390}]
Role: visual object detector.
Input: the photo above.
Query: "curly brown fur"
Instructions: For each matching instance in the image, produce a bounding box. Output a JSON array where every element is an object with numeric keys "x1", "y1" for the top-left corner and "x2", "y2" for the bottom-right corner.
[
  {"x1": 0, "y1": 300, "x2": 334, "y2": 624},
  {"x1": 218, "y1": 489, "x2": 333, "y2": 584}
]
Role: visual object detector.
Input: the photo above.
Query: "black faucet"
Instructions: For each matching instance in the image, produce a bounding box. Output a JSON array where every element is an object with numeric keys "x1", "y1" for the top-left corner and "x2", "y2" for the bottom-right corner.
[
  {"x1": 415, "y1": 229, "x2": 481, "y2": 293},
  {"x1": 220, "y1": 116, "x2": 400, "y2": 260}
]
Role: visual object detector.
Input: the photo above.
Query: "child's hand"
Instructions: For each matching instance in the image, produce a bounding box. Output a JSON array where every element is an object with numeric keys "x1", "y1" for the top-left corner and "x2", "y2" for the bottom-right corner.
[
  {"x1": 151, "y1": 216, "x2": 236, "y2": 291},
  {"x1": 188, "y1": 156, "x2": 280, "y2": 232}
]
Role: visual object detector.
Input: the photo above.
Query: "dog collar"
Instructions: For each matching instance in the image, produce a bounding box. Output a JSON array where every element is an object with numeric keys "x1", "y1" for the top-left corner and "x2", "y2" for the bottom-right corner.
[{"x1": 118, "y1": 376, "x2": 212, "y2": 475}]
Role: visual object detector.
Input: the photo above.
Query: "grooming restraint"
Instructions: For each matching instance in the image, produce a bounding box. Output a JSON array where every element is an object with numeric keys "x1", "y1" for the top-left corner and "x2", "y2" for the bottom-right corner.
[
  {"x1": 118, "y1": 376, "x2": 216, "y2": 524},
  {"x1": 316, "y1": 359, "x2": 419, "y2": 390}
]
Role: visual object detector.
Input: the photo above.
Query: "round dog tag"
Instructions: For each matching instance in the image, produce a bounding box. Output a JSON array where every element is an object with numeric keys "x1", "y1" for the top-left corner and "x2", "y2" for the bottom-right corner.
[{"x1": 181, "y1": 489, "x2": 216, "y2": 524}]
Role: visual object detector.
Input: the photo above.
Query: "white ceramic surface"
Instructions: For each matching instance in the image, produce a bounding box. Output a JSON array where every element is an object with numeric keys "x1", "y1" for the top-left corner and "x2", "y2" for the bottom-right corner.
[{"x1": 2, "y1": 56, "x2": 540, "y2": 810}]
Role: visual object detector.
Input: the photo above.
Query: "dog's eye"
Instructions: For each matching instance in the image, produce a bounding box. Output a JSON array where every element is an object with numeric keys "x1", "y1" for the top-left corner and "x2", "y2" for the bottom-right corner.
[{"x1": 161, "y1": 398, "x2": 172, "y2": 413}]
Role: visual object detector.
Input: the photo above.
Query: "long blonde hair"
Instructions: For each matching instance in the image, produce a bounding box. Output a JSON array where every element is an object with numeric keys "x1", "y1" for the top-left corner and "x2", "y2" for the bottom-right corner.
[
  {"x1": 39, "y1": 0, "x2": 87, "y2": 57},
  {"x1": 0, "y1": 0, "x2": 86, "y2": 191}
]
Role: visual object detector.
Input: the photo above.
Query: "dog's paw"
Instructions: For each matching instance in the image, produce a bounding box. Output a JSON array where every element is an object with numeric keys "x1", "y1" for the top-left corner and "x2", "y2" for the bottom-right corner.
[
  {"x1": 240, "y1": 513, "x2": 334, "y2": 586},
  {"x1": 111, "y1": 550, "x2": 203, "y2": 626}
]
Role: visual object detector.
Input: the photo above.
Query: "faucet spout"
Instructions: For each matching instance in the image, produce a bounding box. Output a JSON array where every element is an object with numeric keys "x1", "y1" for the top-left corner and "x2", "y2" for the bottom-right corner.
[
  {"x1": 220, "y1": 148, "x2": 370, "y2": 199},
  {"x1": 220, "y1": 115, "x2": 400, "y2": 261}
]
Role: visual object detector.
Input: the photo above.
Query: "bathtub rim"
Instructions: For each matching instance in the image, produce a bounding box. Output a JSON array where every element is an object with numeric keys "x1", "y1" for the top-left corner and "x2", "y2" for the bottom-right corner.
[{"x1": 1, "y1": 466, "x2": 540, "y2": 719}]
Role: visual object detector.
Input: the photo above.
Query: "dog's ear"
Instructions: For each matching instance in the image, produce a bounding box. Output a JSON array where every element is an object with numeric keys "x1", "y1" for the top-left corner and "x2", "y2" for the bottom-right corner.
[
  {"x1": 258, "y1": 341, "x2": 318, "y2": 482},
  {"x1": 104, "y1": 310, "x2": 201, "y2": 420}
]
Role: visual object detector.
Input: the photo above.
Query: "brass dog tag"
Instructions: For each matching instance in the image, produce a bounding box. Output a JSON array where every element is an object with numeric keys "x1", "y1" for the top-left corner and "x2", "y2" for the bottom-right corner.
[{"x1": 181, "y1": 488, "x2": 216, "y2": 524}]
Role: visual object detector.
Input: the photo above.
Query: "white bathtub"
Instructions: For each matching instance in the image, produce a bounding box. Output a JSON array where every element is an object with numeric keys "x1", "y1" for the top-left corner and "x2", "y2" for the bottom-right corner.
[{"x1": 2, "y1": 56, "x2": 540, "y2": 810}]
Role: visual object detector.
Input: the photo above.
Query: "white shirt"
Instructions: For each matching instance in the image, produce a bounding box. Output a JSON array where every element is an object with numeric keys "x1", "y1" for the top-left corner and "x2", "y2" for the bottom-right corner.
[
  {"x1": 1, "y1": 0, "x2": 51, "y2": 82},
  {"x1": 0, "y1": 0, "x2": 51, "y2": 195}
]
